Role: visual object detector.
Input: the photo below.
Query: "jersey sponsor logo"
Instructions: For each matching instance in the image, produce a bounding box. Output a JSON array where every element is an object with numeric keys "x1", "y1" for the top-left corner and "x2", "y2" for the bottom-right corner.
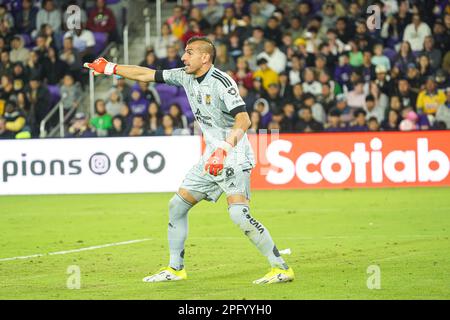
[{"x1": 194, "y1": 109, "x2": 212, "y2": 127}]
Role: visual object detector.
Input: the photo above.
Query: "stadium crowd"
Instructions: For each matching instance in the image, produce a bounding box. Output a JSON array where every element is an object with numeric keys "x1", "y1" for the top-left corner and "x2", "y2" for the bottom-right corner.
[{"x1": 1, "y1": 0, "x2": 450, "y2": 139}]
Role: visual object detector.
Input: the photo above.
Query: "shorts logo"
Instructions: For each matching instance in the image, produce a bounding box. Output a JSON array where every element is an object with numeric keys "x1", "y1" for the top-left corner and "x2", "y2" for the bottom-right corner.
[
  {"x1": 205, "y1": 94, "x2": 211, "y2": 105},
  {"x1": 225, "y1": 167, "x2": 234, "y2": 178}
]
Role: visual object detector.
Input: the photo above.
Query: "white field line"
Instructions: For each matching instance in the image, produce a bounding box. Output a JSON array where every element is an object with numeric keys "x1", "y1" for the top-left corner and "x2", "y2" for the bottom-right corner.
[
  {"x1": 1, "y1": 234, "x2": 445, "y2": 263},
  {"x1": 0, "y1": 238, "x2": 151, "y2": 262}
]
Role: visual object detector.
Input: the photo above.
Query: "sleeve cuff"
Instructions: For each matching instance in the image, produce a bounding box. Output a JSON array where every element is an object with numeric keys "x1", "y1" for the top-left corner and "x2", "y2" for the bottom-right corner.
[
  {"x1": 155, "y1": 70, "x2": 165, "y2": 83},
  {"x1": 230, "y1": 105, "x2": 247, "y2": 117}
]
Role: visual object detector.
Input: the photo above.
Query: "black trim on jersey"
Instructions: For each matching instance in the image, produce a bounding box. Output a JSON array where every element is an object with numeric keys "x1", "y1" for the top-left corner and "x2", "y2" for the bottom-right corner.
[
  {"x1": 229, "y1": 105, "x2": 247, "y2": 117},
  {"x1": 212, "y1": 71, "x2": 232, "y2": 87},
  {"x1": 211, "y1": 74, "x2": 229, "y2": 88},
  {"x1": 155, "y1": 70, "x2": 165, "y2": 83}
]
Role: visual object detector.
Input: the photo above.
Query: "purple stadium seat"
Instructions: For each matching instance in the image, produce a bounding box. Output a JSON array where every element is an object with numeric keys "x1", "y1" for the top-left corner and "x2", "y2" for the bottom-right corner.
[
  {"x1": 155, "y1": 83, "x2": 179, "y2": 108},
  {"x1": 383, "y1": 48, "x2": 397, "y2": 64},
  {"x1": 47, "y1": 85, "x2": 61, "y2": 106},
  {"x1": 93, "y1": 32, "x2": 108, "y2": 56}
]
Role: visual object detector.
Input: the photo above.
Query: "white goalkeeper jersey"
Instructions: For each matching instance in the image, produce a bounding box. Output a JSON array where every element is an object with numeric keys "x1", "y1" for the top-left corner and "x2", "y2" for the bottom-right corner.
[{"x1": 159, "y1": 66, "x2": 255, "y2": 170}]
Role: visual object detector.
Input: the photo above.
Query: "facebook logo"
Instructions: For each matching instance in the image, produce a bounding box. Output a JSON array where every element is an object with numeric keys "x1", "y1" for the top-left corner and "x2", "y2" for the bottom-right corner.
[{"x1": 116, "y1": 152, "x2": 138, "y2": 174}]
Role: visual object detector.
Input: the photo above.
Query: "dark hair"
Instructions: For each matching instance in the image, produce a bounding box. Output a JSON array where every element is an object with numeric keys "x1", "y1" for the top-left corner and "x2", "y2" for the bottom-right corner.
[{"x1": 186, "y1": 36, "x2": 216, "y2": 63}]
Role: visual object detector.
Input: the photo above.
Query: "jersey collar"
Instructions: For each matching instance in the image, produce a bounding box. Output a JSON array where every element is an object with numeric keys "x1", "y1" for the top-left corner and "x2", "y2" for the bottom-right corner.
[{"x1": 195, "y1": 66, "x2": 215, "y2": 84}]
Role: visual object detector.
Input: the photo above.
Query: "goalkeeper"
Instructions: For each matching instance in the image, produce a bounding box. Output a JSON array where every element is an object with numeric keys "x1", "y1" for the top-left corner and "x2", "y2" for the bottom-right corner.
[{"x1": 84, "y1": 36, "x2": 294, "y2": 284}]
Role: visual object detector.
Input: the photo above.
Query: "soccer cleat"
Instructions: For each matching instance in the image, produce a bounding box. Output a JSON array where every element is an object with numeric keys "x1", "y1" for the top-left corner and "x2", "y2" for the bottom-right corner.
[
  {"x1": 253, "y1": 267, "x2": 295, "y2": 284},
  {"x1": 142, "y1": 267, "x2": 187, "y2": 283}
]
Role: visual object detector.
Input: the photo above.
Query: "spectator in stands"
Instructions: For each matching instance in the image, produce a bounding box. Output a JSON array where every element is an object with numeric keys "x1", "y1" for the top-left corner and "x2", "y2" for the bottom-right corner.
[
  {"x1": 0, "y1": 75, "x2": 16, "y2": 102},
  {"x1": 146, "y1": 101, "x2": 162, "y2": 136},
  {"x1": 247, "y1": 26, "x2": 265, "y2": 56},
  {"x1": 59, "y1": 36, "x2": 83, "y2": 81},
  {"x1": 202, "y1": 0, "x2": 224, "y2": 27},
  {"x1": 403, "y1": 13, "x2": 431, "y2": 52},
  {"x1": 295, "y1": 106, "x2": 323, "y2": 133},
  {"x1": 168, "y1": 103, "x2": 189, "y2": 131},
  {"x1": 60, "y1": 74, "x2": 82, "y2": 111},
  {"x1": 421, "y1": 36, "x2": 442, "y2": 70},
  {"x1": 349, "y1": 109, "x2": 368, "y2": 132},
  {"x1": 14, "y1": 0, "x2": 38, "y2": 35},
  {"x1": 159, "y1": 45, "x2": 183, "y2": 69},
  {"x1": 363, "y1": 94, "x2": 385, "y2": 123},
  {"x1": 241, "y1": 43, "x2": 257, "y2": 71},
  {"x1": 114, "y1": 77, "x2": 132, "y2": 104},
  {"x1": 214, "y1": 43, "x2": 235, "y2": 73},
  {"x1": 394, "y1": 41, "x2": 415, "y2": 75},
  {"x1": 129, "y1": 89, "x2": 148, "y2": 117},
  {"x1": 0, "y1": 116, "x2": 14, "y2": 139},
  {"x1": 181, "y1": 19, "x2": 204, "y2": 47},
  {"x1": 128, "y1": 115, "x2": 148, "y2": 137},
  {"x1": 155, "y1": 114, "x2": 176, "y2": 136},
  {"x1": 399, "y1": 108, "x2": 420, "y2": 131},
  {"x1": 9, "y1": 35, "x2": 29, "y2": 64},
  {"x1": 324, "y1": 109, "x2": 346, "y2": 132},
  {"x1": 87, "y1": 0, "x2": 118, "y2": 43},
  {"x1": 248, "y1": 2, "x2": 266, "y2": 28},
  {"x1": 67, "y1": 112, "x2": 96, "y2": 138},
  {"x1": 154, "y1": 23, "x2": 179, "y2": 59},
  {"x1": 334, "y1": 53, "x2": 352, "y2": 88},
  {"x1": 221, "y1": 6, "x2": 239, "y2": 36},
  {"x1": 105, "y1": 88, "x2": 122, "y2": 116},
  {"x1": 253, "y1": 98, "x2": 271, "y2": 129},
  {"x1": 396, "y1": 78, "x2": 417, "y2": 109},
  {"x1": 0, "y1": 50, "x2": 12, "y2": 78},
  {"x1": 278, "y1": 71, "x2": 292, "y2": 101},
  {"x1": 232, "y1": 57, "x2": 253, "y2": 90},
  {"x1": 37, "y1": 23, "x2": 58, "y2": 51},
  {"x1": 12, "y1": 63, "x2": 27, "y2": 93},
  {"x1": 371, "y1": 43, "x2": 391, "y2": 71},
  {"x1": 257, "y1": 39, "x2": 287, "y2": 74},
  {"x1": 263, "y1": 82, "x2": 284, "y2": 113},
  {"x1": 227, "y1": 32, "x2": 243, "y2": 62},
  {"x1": 253, "y1": 58, "x2": 278, "y2": 92},
  {"x1": 43, "y1": 47, "x2": 68, "y2": 85},
  {"x1": 108, "y1": 115, "x2": 126, "y2": 137},
  {"x1": 417, "y1": 54, "x2": 434, "y2": 83},
  {"x1": 248, "y1": 110, "x2": 261, "y2": 134},
  {"x1": 137, "y1": 81, "x2": 160, "y2": 106},
  {"x1": 26, "y1": 74, "x2": 50, "y2": 137},
  {"x1": 347, "y1": 80, "x2": 366, "y2": 110},
  {"x1": 416, "y1": 77, "x2": 446, "y2": 116},
  {"x1": 36, "y1": 0, "x2": 62, "y2": 39},
  {"x1": 189, "y1": 6, "x2": 210, "y2": 33},
  {"x1": 3, "y1": 100, "x2": 26, "y2": 134},
  {"x1": 140, "y1": 49, "x2": 160, "y2": 70},
  {"x1": 435, "y1": 69, "x2": 450, "y2": 90},
  {"x1": 64, "y1": 26, "x2": 96, "y2": 63},
  {"x1": 90, "y1": 98, "x2": 112, "y2": 137},
  {"x1": 318, "y1": 82, "x2": 335, "y2": 114},
  {"x1": 302, "y1": 67, "x2": 322, "y2": 97},
  {"x1": 329, "y1": 93, "x2": 353, "y2": 124},
  {"x1": 301, "y1": 92, "x2": 326, "y2": 124},
  {"x1": 264, "y1": 16, "x2": 283, "y2": 47},
  {"x1": 435, "y1": 87, "x2": 450, "y2": 129},
  {"x1": 166, "y1": 5, "x2": 187, "y2": 40},
  {"x1": 368, "y1": 117, "x2": 380, "y2": 132},
  {"x1": 381, "y1": 109, "x2": 400, "y2": 131}
]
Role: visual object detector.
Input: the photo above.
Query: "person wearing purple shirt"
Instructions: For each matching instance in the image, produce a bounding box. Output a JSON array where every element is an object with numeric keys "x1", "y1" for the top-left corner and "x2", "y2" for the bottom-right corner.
[
  {"x1": 324, "y1": 109, "x2": 348, "y2": 132},
  {"x1": 129, "y1": 89, "x2": 149, "y2": 117},
  {"x1": 334, "y1": 54, "x2": 353, "y2": 87},
  {"x1": 348, "y1": 108, "x2": 369, "y2": 132}
]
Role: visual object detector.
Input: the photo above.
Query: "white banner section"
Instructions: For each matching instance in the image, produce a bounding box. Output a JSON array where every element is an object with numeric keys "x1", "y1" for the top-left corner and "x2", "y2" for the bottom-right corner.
[{"x1": 0, "y1": 136, "x2": 201, "y2": 195}]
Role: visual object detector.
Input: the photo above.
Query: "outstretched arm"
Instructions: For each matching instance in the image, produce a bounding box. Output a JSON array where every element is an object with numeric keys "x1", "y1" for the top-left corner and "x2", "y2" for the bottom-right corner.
[{"x1": 84, "y1": 57, "x2": 156, "y2": 82}]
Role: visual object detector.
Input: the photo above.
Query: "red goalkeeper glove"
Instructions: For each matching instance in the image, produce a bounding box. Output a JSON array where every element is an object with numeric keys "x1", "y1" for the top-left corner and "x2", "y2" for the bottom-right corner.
[
  {"x1": 83, "y1": 57, "x2": 117, "y2": 76},
  {"x1": 204, "y1": 141, "x2": 233, "y2": 176}
]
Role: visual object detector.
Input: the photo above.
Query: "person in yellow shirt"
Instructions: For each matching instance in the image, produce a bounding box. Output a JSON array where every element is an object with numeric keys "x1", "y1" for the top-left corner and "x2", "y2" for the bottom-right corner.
[
  {"x1": 253, "y1": 58, "x2": 279, "y2": 91},
  {"x1": 416, "y1": 77, "x2": 447, "y2": 115}
]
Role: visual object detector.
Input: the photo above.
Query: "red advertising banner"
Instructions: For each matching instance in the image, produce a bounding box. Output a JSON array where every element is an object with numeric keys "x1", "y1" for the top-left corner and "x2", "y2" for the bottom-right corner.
[{"x1": 248, "y1": 131, "x2": 450, "y2": 190}]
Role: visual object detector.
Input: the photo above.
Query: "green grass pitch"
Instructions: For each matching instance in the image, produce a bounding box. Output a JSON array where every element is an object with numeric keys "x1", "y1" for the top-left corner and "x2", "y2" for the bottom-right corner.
[{"x1": 0, "y1": 188, "x2": 449, "y2": 300}]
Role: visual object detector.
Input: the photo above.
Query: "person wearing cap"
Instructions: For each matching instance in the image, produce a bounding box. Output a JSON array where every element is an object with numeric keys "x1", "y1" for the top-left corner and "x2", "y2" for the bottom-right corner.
[
  {"x1": 67, "y1": 112, "x2": 96, "y2": 138},
  {"x1": 253, "y1": 57, "x2": 279, "y2": 91},
  {"x1": 329, "y1": 93, "x2": 353, "y2": 124},
  {"x1": 416, "y1": 77, "x2": 446, "y2": 115}
]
